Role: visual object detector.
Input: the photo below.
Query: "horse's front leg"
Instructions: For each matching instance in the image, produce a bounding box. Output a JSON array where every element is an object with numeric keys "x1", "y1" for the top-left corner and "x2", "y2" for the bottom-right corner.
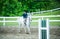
[
  {"x1": 27, "y1": 26, "x2": 31, "y2": 34},
  {"x1": 26, "y1": 21, "x2": 31, "y2": 34}
]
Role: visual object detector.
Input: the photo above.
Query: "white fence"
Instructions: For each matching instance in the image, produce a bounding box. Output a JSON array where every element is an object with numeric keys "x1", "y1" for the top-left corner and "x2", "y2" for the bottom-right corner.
[
  {"x1": 32, "y1": 8, "x2": 60, "y2": 13},
  {"x1": 32, "y1": 15, "x2": 60, "y2": 22},
  {"x1": 0, "y1": 17, "x2": 20, "y2": 26},
  {"x1": 0, "y1": 15, "x2": 60, "y2": 26}
]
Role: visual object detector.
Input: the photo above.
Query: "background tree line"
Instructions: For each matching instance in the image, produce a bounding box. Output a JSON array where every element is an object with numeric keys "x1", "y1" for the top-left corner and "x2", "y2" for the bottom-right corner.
[{"x1": 0, "y1": 0, "x2": 60, "y2": 16}]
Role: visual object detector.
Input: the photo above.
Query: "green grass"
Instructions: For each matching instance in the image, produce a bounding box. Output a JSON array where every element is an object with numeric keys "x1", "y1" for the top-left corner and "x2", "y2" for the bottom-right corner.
[
  {"x1": 5, "y1": 22, "x2": 18, "y2": 26},
  {"x1": 50, "y1": 22, "x2": 60, "y2": 26},
  {"x1": 0, "y1": 22, "x2": 3, "y2": 26},
  {"x1": 33, "y1": 10, "x2": 60, "y2": 16}
]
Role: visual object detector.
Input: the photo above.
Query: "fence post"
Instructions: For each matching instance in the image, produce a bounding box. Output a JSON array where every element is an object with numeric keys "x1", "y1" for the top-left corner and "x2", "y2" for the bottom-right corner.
[
  {"x1": 38, "y1": 19, "x2": 49, "y2": 39},
  {"x1": 46, "y1": 19, "x2": 49, "y2": 39},
  {"x1": 3, "y1": 17, "x2": 5, "y2": 26},
  {"x1": 38, "y1": 19, "x2": 41, "y2": 39}
]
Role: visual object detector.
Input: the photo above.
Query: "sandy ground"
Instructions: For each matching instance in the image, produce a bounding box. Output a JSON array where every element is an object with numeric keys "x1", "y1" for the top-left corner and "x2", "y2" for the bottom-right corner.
[{"x1": 0, "y1": 26, "x2": 60, "y2": 39}]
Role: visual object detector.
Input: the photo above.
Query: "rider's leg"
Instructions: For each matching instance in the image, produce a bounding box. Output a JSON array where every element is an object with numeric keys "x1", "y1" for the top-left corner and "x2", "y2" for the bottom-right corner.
[{"x1": 23, "y1": 18, "x2": 27, "y2": 33}]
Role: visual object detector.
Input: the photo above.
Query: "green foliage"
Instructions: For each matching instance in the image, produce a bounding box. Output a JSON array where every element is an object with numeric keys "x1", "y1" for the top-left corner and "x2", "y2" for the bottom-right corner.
[
  {"x1": 0, "y1": 0, "x2": 60, "y2": 16},
  {"x1": 1, "y1": 0, "x2": 23, "y2": 16}
]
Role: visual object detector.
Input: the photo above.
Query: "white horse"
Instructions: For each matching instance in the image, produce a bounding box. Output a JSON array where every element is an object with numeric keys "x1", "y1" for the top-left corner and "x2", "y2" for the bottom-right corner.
[{"x1": 17, "y1": 13, "x2": 32, "y2": 34}]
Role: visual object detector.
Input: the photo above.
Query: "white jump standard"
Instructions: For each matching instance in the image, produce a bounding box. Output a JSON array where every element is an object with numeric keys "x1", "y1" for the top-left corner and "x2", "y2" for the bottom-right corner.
[{"x1": 38, "y1": 19, "x2": 49, "y2": 39}]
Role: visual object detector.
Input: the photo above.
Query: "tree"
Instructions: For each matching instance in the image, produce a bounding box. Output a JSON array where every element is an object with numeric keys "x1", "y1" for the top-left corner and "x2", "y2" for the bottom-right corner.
[{"x1": 0, "y1": 0, "x2": 60, "y2": 16}]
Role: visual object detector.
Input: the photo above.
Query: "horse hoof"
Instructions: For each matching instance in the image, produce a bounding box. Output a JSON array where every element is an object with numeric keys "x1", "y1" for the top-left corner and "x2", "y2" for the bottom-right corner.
[{"x1": 26, "y1": 32, "x2": 29, "y2": 34}]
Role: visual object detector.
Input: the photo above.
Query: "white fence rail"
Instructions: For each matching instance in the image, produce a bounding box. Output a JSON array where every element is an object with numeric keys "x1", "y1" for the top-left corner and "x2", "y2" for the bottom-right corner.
[
  {"x1": 32, "y1": 8, "x2": 60, "y2": 13},
  {"x1": 32, "y1": 15, "x2": 60, "y2": 18},
  {"x1": 0, "y1": 15, "x2": 60, "y2": 26}
]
